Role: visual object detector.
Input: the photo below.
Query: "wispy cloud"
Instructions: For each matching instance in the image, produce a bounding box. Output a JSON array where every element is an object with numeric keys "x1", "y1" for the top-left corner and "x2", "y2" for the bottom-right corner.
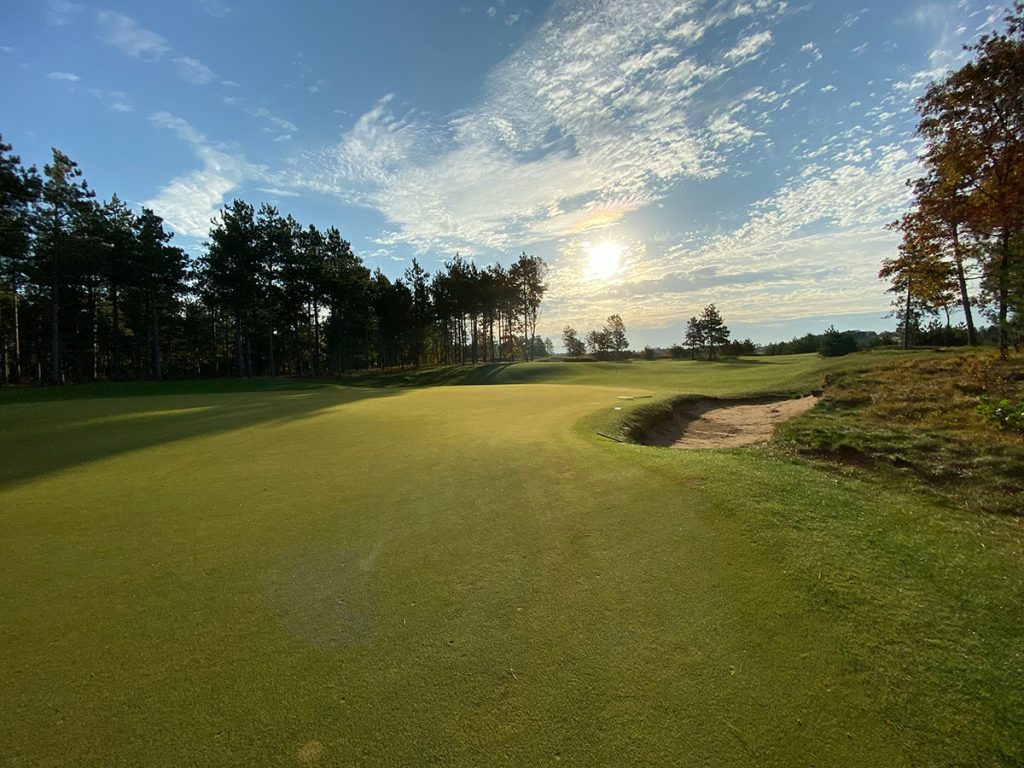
[
  {"x1": 197, "y1": 0, "x2": 232, "y2": 17},
  {"x1": 248, "y1": 106, "x2": 299, "y2": 141},
  {"x1": 174, "y1": 56, "x2": 215, "y2": 84},
  {"x1": 297, "y1": 0, "x2": 790, "y2": 254},
  {"x1": 121, "y1": 0, "x2": 948, "y2": 337},
  {"x1": 145, "y1": 113, "x2": 261, "y2": 237},
  {"x1": 541, "y1": 141, "x2": 918, "y2": 334},
  {"x1": 724, "y1": 29, "x2": 773, "y2": 63},
  {"x1": 46, "y1": 1, "x2": 81, "y2": 27},
  {"x1": 47, "y1": 70, "x2": 80, "y2": 82},
  {"x1": 800, "y1": 41, "x2": 822, "y2": 62},
  {"x1": 255, "y1": 187, "x2": 300, "y2": 198},
  {"x1": 88, "y1": 88, "x2": 134, "y2": 112},
  {"x1": 96, "y1": 10, "x2": 171, "y2": 60}
]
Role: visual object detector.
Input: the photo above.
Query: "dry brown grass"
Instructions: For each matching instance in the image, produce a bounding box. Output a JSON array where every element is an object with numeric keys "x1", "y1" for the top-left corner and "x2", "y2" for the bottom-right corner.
[{"x1": 776, "y1": 349, "x2": 1024, "y2": 516}]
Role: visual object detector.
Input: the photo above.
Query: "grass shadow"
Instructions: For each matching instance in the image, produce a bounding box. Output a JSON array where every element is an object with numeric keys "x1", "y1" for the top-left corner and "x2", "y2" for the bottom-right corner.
[
  {"x1": 0, "y1": 384, "x2": 402, "y2": 491},
  {"x1": 339, "y1": 361, "x2": 569, "y2": 388}
]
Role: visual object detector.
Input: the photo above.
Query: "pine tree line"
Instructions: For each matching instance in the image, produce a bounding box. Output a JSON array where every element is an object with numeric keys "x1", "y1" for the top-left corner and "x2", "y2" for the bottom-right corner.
[{"x1": 0, "y1": 138, "x2": 548, "y2": 384}]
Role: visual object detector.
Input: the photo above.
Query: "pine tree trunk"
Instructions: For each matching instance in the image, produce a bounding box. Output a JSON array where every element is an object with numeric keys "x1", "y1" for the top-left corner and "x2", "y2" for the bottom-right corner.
[
  {"x1": 89, "y1": 284, "x2": 98, "y2": 381},
  {"x1": 50, "y1": 259, "x2": 60, "y2": 386},
  {"x1": 951, "y1": 226, "x2": 977, "y2": 346},
  {"x1": 268, "y1": 305, "x2": 276, "y2": 377},
  {"x1": 151, "y1": 296, "x2": 162, "y2": 381},
  {"x1": 471, "y1": 315, "x2": 478, "y2": 364},
  {"x1": 110, "y1": 286, "x2": 121, "y2": 379},
  {"x1": 903, "y1": 280, "x2": 913, "y2": 351},
  {"x1": 235, "y1": 315, "x2": 245, "y2": 378},
  {"x1": 997, "y1": 230, "x2": 1010, "y2": 360},
  {"x1": 313, "y1": 300, "x2": 320, "y2": 376},
  {"x1": 0, "y1": 292, "x2": 7, "y2": 384},
  {"x1": 12, "y1": 272, "x2": 21, "y2": 382}
]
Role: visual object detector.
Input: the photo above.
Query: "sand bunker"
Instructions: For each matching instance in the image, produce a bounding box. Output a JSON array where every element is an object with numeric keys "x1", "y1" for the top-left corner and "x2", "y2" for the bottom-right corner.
[{"x1": 642, "y1": 395, "x2": 819, "y2": 449}]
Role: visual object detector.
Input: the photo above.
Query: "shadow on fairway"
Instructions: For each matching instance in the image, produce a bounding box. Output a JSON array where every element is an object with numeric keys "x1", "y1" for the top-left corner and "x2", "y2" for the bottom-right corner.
[
  {"x1": 341, "y1": 362, "x2": 571, "y2": 388},
  {"x1": 0, "y1": 385, "x2": 401, "y2": 491}
]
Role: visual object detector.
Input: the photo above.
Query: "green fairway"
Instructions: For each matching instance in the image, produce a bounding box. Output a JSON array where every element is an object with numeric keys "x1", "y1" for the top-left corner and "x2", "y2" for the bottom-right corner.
[{"x1": 2, "y1": 355, "x2": 1022, "y2": 767}]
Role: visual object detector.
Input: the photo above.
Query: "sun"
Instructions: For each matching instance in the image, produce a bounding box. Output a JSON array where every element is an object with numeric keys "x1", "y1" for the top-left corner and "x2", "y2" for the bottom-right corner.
[{"x1": 584, "y1": 242, "x2": 624, "y2": 280}]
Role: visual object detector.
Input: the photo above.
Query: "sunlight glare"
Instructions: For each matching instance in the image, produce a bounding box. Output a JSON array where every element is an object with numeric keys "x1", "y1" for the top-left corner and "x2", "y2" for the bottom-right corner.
[{"x1": 584, "y1": 242, "x2": 624, "y2": 280}]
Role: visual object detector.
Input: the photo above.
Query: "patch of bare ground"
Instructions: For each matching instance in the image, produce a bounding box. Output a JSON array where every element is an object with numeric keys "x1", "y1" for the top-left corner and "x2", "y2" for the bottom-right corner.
[{"x1": 641, "y1": 395, "x2": 820, "y2": 449}]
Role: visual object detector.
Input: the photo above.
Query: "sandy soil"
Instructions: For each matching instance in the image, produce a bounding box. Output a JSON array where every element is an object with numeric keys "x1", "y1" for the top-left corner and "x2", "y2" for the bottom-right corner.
[{"x1": 642, "y1": 395, "x2": 820, "y2": 449}]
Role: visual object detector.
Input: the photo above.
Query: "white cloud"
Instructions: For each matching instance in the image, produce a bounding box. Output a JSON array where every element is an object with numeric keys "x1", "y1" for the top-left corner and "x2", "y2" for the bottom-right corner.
[
  {"x1": 255, "y1": 187, "x2": 300, "y2": 198},
  {"x1": 174, "y1": 56, "x2": 215, "y2": 84},
  {"x1": 297, "y1": 0, "x2": 790, "y2": 254},
  {"x1": 707, "y1": 109, "x2": 760, "y2": 147},
  {"x1": 800, "y1": 41, "x2": 822, "y2": 62},
  {"x1": 541, "y1": 141, "x2": 919, "y2": 334},
  {"x1": 47, "y1": 71, "x2": 80, "y2": 82},
  {"x1": 144, "y1": 112, "x2": 261, "y2": 237},
  {"x1": 505, "y1": 13, "x2": 520, "y2": 25},
  {"x1": 487, "y1": 6, "x2": 497, "y2": 18},
  {"x1": 724, "y1": 29, "x2": 773, "y2": 63},
  {"x1": 97, "y1": 10, "x2": 171, "y2": 60},
  {"x1": 270, "y1": 0, "x2": 934, "y2": 336}
]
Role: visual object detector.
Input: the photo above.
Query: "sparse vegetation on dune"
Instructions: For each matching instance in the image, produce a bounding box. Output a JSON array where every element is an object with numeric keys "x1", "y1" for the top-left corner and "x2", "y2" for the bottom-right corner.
[{"x1": 774, "y1": 349, "x2": 1024, "y2": 516}]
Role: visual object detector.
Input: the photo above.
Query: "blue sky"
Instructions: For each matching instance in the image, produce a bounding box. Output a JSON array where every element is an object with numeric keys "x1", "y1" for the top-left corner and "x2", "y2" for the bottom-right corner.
[{"x1": 0, "y1": 0, "x2": 1003, "y2": 347}]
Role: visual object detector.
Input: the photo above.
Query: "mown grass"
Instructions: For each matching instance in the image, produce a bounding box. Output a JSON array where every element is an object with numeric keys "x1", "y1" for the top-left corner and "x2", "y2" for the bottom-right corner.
[{"x1": 1, "y1": 352, "x2": 1022, "y2": 766}]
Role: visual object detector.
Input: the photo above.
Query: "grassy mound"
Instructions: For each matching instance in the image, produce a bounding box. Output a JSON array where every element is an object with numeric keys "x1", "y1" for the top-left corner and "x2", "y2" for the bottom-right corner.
[{"x1": 775, "y1": 350, "x2": 1024, "y2": 516}]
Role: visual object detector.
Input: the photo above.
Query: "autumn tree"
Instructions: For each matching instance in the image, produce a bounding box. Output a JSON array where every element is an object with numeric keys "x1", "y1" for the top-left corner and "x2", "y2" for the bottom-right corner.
[
  {"x1": 912, "y1": 3, "x2": 1024, "y2": 357},
  {"x1": 882, "y1": 209, "x2": 959, "y2": 348}
]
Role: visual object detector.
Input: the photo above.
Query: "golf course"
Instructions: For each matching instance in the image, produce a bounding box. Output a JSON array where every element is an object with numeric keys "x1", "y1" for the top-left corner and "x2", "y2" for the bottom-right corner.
[{"x1": 2, "y1": 351, "x2": 1022, "y2": 767}]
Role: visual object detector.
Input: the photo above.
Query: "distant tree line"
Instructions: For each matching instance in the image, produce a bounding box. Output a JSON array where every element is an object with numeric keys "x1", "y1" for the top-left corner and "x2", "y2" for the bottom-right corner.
[
  {"x1": 882, "y1": 4, "x2": 1024, "y2": 358},
  {"x1": 561, "y1": 314, "x2": 629, "y2": 360},
  {"x1": 0, "y1": 137, "x2": 548, "y2": 384}
]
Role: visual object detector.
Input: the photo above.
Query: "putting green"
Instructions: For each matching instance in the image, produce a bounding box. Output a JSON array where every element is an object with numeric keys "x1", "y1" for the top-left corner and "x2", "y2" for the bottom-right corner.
[{"x1": 2, "y1": 359, "x2": 1021, "y2": 766}]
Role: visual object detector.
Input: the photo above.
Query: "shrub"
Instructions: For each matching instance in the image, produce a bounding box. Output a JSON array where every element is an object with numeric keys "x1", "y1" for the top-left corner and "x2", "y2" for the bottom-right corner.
[
  {"x1": 819, "y1": 325, "x2": 859, "y2": 357},
  {"x1": 977, "y1": 396, "x2": 1024, "y2": 432}
]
